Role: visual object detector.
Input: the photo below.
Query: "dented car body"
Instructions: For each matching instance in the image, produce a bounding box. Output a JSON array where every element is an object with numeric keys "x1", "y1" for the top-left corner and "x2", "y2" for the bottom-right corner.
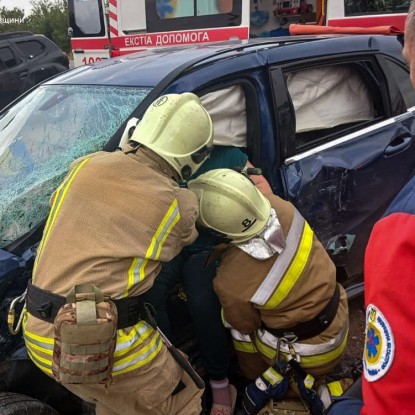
[{"x1": 0, "y1": 34, "x2": 414, "y2": 412}]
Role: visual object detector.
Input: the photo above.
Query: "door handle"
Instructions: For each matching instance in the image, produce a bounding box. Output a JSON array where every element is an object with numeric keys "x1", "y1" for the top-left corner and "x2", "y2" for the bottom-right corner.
[
  {"x1": 384, "y1": 135, "x2": 412, "y2": 157},
  {"x1": 19, "y1": 72, "x2": 28, "y2": 79}
]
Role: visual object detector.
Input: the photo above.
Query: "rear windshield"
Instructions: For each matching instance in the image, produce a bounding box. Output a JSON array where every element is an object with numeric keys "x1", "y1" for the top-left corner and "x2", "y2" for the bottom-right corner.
[{"x1": 0, "y1": 84, "x2": 151, "y2": 247}]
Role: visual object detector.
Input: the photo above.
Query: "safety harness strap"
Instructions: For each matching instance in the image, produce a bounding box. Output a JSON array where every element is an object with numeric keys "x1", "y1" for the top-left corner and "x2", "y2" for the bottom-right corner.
[
  {"x1": 26, "y1": 281, "x2": 146, "y2": 329},
  {"x1": 265, "y1": 284, "x2": 340, "y2": 341},
  {"x1": 288, "y1": 359, "x2": 325, "y2": 415}
]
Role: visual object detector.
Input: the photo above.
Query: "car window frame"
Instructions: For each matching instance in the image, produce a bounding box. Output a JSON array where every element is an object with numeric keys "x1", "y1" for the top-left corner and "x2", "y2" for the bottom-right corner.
[
  {"x1": 0, "y1": 44, "x2": 19, "y2": 70},
  {"x1": 14, "y1": 39, "x2": 47, "y2": 60},
  {"x1": 270, "y1": 53, "x2": 393, "y2": 159},
  {"x1": 377, "y1": 53, "x2": 415, "y2": 111}
]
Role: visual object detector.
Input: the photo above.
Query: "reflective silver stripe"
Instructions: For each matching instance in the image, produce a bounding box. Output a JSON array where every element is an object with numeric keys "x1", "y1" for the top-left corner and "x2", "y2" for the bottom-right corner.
[
  {"x1": 115, "y1": 321, "x2": 153, "y2": 354},
  {"x1": 27, "y1": 349, "x2": 52, "y2": 372},
  {"x1": 250, "y1": 209, "x2": 304, "y2": 306},
  {"x1": 230, "y1": 329, "x2": 252, "y2": 343},
  {"x1": 221, "y1": 309, "x2": 233, "y2": 329},
  {"x1": 256, "y1": 321, "x2": 349, "y2": 356},
  {"x1": 113, "y1": 335, "x2": 162, "y2": 373},
  {"x1": 24, "y1": 332, "x2": 54, "y2": 352}
]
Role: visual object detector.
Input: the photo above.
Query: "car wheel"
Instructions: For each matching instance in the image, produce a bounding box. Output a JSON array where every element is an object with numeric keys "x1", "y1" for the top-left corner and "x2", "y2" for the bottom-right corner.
[{"x1": 0, "y1": 392, "x2": 59, "y2": 415}]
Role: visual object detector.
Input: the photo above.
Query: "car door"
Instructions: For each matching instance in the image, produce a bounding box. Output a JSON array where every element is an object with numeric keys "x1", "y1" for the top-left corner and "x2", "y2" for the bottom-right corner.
[
  {"x1": 270, "y1": 54, "x2": 415, "y2": 284},
  {"x1": 0, "y1": 44, "x2": 27, "y2": 110}
]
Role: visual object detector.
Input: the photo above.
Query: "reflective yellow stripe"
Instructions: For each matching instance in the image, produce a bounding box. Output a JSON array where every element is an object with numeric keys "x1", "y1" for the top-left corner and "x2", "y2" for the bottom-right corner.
[
  {"x1": 263, "y1": 367, "x2": 283, "y2": 385},
  {"x1": 233, "y1": 338, "x2": 257, "y2": 353},
  {"x1": 125, "y1": 199, "x2": 180, "y2": 295},
  {"x1": 34, "y1": 158, "x2": 91, "y2": 274},
  {"x1": 262, "y1": 222, "x2": 313, "y2": 310},
  {"x1": 328, "y1": 381, "x2": 344, "y2": 396},
  {"x1": 23, "y1": 329, "x2": 54, "y2": 347},
  {"x1": 25, "y1": 338, "x2": 53, "y2": 356},
  {"x1": 23, "y1": 318, "x2": 54, "y2": 357},
  {"x1": 24, "y1": 316, "x2": 161, "y2": 375},
  {"x1": 113, "y1": 333, "x2": 162, "y2": 375},
  {"x1": 255, "y1": 330, "x2": 348, "y2": 368},
  {"x1": 231, "y1": 329, "x2": 257, "y2": 353},
  {"x1": 27, "y1": 348, "x2": 53, "y2": 374},
  {"x1": 251, "y1": 209, "x2": 313, "y2": 308},
  {"x1": 115, "y1": 321, "x2": 155, "y2": 357}
]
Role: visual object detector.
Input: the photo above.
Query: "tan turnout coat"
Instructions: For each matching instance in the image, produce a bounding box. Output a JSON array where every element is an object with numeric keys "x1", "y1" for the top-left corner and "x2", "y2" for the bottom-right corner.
[
  {"x1": 23, "y1": 146, "x2": 203, "y2": 414},
  {"x1": 214, "y1": 194, "x2": 349, "y2": 381}
]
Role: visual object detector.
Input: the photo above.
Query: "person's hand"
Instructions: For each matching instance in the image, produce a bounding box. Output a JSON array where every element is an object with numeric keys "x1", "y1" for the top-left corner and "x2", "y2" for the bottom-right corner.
[{"x1": 241, "y1": 364, "x2": 289, "y2": 415}]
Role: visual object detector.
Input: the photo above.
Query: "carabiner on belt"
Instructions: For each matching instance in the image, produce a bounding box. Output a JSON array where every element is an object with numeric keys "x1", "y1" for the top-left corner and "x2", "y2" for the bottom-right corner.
[{"x1": 8, "y1": 289, "x2": 27, "y2": 335}]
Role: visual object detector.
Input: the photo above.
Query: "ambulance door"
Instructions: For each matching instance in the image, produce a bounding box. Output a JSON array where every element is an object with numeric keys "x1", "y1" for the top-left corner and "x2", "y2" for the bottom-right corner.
[{"x1": 69, "y1": 0, "x2": 110, "y2": 67}]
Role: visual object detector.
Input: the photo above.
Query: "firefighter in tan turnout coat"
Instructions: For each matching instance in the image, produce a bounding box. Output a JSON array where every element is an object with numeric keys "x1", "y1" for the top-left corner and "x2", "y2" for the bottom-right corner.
[
  {"x1": 22, "y1": 93, "x2": 213, "y2": 415},
  {"x1": 188, "y1": 169, "x2": 349, "y2": 414}
]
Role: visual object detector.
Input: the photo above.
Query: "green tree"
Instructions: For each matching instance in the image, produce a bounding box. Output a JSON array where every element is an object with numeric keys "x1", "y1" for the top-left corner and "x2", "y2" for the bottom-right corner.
[
  {"x1": 0, "y1": 6, "x2": 27, "y2": 32},
  {"x1": 0, "y1": 0, "x2": 70, "y2": 53},
  {"x1": 27, "y1": 0, "x2": 70, "y2": 52}
]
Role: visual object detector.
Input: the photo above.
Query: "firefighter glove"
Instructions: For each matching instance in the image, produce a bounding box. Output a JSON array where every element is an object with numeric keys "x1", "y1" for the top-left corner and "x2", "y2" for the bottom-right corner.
[{"x1": 242, "y1": 364, "x2": 289, "y2": 415}]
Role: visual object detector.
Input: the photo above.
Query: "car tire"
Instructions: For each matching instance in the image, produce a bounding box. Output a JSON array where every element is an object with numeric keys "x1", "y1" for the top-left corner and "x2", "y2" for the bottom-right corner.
[{"x1": 0, "y1": 392, "x2": 59, "y2": 415}]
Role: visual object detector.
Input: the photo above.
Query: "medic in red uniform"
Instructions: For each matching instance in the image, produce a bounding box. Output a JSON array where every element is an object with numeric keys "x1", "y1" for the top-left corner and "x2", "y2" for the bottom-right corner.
[
  {"x1": 360, "y1": 174, "x2": 415, "y2": 415},
  {"x1": 327, "y1": 175, "x2": 415, "y2": 415}
]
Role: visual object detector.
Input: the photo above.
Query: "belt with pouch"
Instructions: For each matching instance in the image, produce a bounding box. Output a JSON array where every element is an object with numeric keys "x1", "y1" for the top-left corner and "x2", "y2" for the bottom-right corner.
[
  {"x1": 265, "y1": 284, "x2": 341, "y2": 342},
  {"x1": 26, "y1": 281, "x2": 146, "y2": 330}
]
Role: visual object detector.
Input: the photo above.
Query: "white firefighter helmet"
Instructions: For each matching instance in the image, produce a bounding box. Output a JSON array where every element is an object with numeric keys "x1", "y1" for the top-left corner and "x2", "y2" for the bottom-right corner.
[
  {"x1": 188, "y1": 168, "x2": 271, "y2": 243},
  {"x1": 130, "y1": 93, "x2": 213, "y2": 180}
]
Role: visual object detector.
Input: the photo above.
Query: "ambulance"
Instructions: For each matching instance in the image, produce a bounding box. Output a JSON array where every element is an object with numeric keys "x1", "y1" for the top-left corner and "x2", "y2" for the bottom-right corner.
[{"x1": 68, "y1": 0, "x2": 409, "y2": 67}]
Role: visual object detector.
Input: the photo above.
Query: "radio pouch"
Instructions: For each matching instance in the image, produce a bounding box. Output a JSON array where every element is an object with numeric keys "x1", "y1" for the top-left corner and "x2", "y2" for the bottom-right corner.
[{"x1": 52, "y1": 284, "x2": 118, "y2": 385}]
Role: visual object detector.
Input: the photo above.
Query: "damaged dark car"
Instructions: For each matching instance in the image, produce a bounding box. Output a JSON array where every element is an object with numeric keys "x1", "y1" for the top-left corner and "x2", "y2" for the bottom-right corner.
[{"x1": 0, "y1": 33, "x2": 414, "y2": 413}]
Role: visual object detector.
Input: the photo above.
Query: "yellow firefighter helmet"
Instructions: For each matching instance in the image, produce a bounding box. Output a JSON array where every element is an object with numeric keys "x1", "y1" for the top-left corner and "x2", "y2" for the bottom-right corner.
[
  {"x1": 188, "y1": 168, "x2": 271, "y2": 243},
  {"x1": 130, "y1": 92, "x2": 213, "y2": 180}
]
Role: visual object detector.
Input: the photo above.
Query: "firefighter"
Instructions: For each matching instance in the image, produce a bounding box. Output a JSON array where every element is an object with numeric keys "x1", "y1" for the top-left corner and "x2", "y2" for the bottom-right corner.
[
  {"x1": 22, "y1": 93, "x2": 213, "y2": 415},
  {"x1": 188, "y1": 169, "x2": 349, "y2": 415}
]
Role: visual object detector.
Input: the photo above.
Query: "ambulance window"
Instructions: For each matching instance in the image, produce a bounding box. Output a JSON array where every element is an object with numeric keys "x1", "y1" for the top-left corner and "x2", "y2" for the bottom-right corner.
[
  {"x1": 156, "y1": 0, "x2": 233, "y2": 19},
  {"x1": 345, "y1": 0, "x2": 409, "y2": 16},
  {"x1": 69, "y1": 0, "x2": 106, "y2": 37},
  {"x1": 119, "y1": 1, "x2": 146, "y2": 33},
  {"x1": 147, "y1": 0, "x2": 241, "y2": 32}
]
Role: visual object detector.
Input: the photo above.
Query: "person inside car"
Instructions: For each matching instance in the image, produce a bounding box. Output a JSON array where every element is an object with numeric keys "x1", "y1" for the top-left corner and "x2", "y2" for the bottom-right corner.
[
  {"x1": 326, "y1": 3, "x2": 415, "y2": 414},
  {"x1": 22, "y1": 92, "x2": 213, "y2": 415},
  {"x1": 188, "y1": 168, "x2": 349, "y2": 415}
]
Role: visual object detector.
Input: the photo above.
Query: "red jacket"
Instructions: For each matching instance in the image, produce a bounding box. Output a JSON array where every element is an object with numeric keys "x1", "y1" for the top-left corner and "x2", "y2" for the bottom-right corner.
[{"x1": 361, "y1": 176, "x2": 415, "y2": 415}]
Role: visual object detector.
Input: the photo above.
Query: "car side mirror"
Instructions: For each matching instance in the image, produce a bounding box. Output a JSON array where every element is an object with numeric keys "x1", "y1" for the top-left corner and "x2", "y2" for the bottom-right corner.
[{"x1": 68, "y1": 27, "x2": 73, "y2": 38}]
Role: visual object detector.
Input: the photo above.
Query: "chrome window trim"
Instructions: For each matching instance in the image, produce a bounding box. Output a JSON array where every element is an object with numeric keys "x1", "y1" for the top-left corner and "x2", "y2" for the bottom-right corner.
[{"x1": 285, "y1": 109, "x2": 415, "y2": 165}]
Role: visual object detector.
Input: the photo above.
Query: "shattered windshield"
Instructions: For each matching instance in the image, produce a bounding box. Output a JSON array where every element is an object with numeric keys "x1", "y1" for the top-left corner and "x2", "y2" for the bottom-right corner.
[{"x1": 0, "y1": 84, "x2": 151, "y2": 248}]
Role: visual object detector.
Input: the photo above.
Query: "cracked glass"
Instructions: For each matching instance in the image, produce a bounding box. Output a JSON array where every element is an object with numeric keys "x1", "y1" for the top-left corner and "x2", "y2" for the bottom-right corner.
[{"x1": 0, "y1": 84, "x2": 151, "y2": 247}]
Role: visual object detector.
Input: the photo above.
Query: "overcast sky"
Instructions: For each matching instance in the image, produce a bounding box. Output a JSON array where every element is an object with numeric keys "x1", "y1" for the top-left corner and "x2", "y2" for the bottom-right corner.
[{"x1": 2, "y1": 0, "x2": 32, "y2": 14}]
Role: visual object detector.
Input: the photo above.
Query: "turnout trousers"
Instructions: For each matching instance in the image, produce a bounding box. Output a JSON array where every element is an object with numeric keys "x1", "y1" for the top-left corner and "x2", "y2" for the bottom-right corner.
[{"x1": 63, "y1": 345, "x2": 203, "y2": 415}]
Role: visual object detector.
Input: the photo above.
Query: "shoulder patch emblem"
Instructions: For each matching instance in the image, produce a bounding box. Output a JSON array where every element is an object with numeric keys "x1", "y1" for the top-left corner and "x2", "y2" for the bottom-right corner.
[{"x1": 363, "y1": 304, "x2": 394, "y2": 382}]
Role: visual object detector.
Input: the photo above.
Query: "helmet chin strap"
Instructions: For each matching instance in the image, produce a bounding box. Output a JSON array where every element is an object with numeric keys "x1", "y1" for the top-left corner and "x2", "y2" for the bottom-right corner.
[{"x1": 234, "y1": 209, "x2": 286, "y2": 260}]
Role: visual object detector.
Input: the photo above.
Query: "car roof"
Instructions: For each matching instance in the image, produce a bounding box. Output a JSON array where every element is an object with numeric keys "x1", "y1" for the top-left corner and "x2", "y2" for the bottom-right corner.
[{"x1": 48, "y1": 34, "x2": 404, "y2": 88}]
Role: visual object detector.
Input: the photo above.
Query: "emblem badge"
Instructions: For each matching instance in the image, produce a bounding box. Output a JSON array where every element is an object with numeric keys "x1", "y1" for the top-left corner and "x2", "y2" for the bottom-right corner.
[{"x1": 363, "y1": 304, "x2": 394, "y2": 382}]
